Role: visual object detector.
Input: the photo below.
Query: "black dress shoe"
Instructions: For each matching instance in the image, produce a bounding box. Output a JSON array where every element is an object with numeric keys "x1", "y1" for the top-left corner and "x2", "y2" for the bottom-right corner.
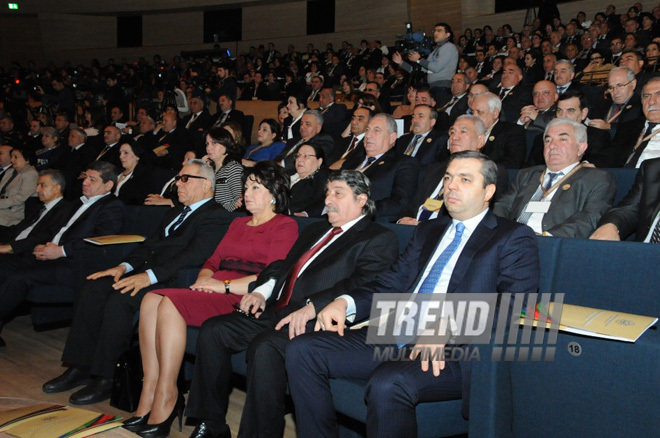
[
  {"x1": 123, "y1": 413, "x2": 150, "y2": 432},
  {"x1": 189, "y1": 422, "x2": 230, "y2": 438},
  {"x1": 69, "y1": 377, "x2": 113, "y2": 405},
  {"x1": 43, "y1": 367, "x2": 92, "y2": 393}
]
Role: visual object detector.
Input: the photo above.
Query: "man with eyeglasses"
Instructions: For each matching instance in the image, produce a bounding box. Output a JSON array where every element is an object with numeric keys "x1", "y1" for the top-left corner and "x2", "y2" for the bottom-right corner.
[
  {"x1": 589, "y1": 67, "x2": 643, "y2": 136},
  {"x1": 526, "y1": 90, "x2": 614, "y2": 168},
  {"x1": 42, "y1": 159, "x2": 232, "y2": 405},
  {"x1": 611, "y1": 76, "x2": 660, "y2": 167}
]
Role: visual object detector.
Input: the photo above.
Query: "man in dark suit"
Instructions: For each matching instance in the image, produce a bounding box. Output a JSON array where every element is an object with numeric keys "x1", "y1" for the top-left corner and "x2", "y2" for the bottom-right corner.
[
  {"x1": 285, "y1": 151, "x2": 540, "y2": 438},
  {"x1": 0, "y1": 161, "x2": 125, "y2": 329},
  {"x1": 328, "y1": 107, "x2": 371, "y2": 169},
  {"x1": 395, "y1": 105, "x2": 445, "y2": 168},
  {"x1": 342, "y1": 114, "x2": 419, "y2": 218},
  {"x1": 318, "y1": 87, "x2": 348, "y2": 140},
  {"x1": 306, "y1": 76, "x2": 324, "y2": 102},
  {"x1": 526, "y1": 91, "x2": 614, "y2": 167},
  {"x1": 240, "y1": 71, "x2": 269, "y2": 101},
  {"x1": 610, "y1": 77, "x2": 660, "y2": 167},
  {"x1": 398, "y1": 115, "x2": 509, "y2": 225},
  {"x1": 147, "y1": 112, "x2": 190, "y2": 170},
  {"x1": 94, "y1": 126, "x2": 123, "y2": 170},
  {"x1": 517, "y1": 80, "x2": 558, "y2": 135},
  {"x1": 182, "y1": 96, "x2": 213, "y2": 132},
  {"x1": 592, "y1": 157, "x2": 660, "y2": 241},
  {"x1": 184, "y1": 170, "x2": 399, "y2": 438},
  {"x1": 436, "y1": 73, "x2": 470, "y2": 126},
  {"x1": 493, "y1": 119, "x2": 616, "y2": 238},
  {"x1": 42, "y1": 159, "x2": 232, "y2": 405},
  {"x1": 275, "y1": 110, "x2": 335, "y2": 173},
  {"x1": 212, "y1": 92, "x2": 246, "y2": 132},
  {"x1": 495, "y1": 64, "x2": 532, "y2": 123},
  {"x1": 588, "y1": 67, "x2": 643, "y2": 138},
  {"x1": 554, "y1": 60, "x2": 582, "y2": 96},
  {"x1": 0, "y1": 169, "x2": 71, "y2": 257},
  {"x1": 57, "y1": 128, "x2": 98, "y2": 200},
  {"x1": 472, "y1": 92, "x2": 527, "y2": 169}
]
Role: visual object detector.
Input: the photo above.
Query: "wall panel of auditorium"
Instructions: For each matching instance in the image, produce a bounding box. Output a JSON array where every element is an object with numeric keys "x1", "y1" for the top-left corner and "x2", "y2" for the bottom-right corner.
[{"x1": 0, "y1": 0, "x2": 639, "y2": 67}]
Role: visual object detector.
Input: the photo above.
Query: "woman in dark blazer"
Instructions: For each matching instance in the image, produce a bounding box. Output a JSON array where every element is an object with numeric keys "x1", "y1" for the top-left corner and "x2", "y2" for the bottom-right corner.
[
  {"x1": 114, "y1": 141, "x2": 155, "y2": 205},
  {"x1": 289, "y1": 142, "x2": 330, "y2": 217}
]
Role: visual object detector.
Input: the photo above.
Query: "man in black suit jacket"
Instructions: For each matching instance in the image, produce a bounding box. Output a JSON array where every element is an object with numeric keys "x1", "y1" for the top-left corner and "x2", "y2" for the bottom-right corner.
[
  {"x1": 147, "y1": 112, "x2": 190, "y2": 170},
  {"x1": 588, "y1": 67, "x2": 643, "y2": 138},
  {"x1": 212, "y1": 92, "x2": 246, "y2": 130},
  {"x1": 318, "y1": 87, "x2": 349, "y2": 140},
  {"x1": 518, "y1": 80, "x2": 558, "y2": 135},
  {"x1": 395, "y1": 105, "x2": 445, "y2": 168},
  {"x1": 592, "y1": 157, "x2": 660, "y2": 241},
  {"x1": 184, "y1": 170, "x2": 399, "y2": 438},
  {"x1": 472, "y1": 93, "x2": 527, "y2": 168},
  {"x1": 328, "y1": 107, "x2": 371, "y2": 168},
  {"x1": 182, "y1": 96, "x2": 213, "y2": 132},
  {"x1": 275, "y1": 110, "x2": 335, "y2": 173},
  {"x1": 398, "y1": 115, "x2": 509, "y2": 225},
  {"x1": 436, "y1": 72, "x2": 470, "y2": 126},
  {"x1": 94, "y1": 126, "x2": 123, "y2": 170},
  {"x1": 57, "y1": 129, "x2": 98, "y2": 200},
  {"x1": 0, "y1": 169, "x2": 70, "y2": 257},
  {"x1": 526, "y1": 91, "x2": 614, "y2": 168},
  {"x1": 610, "y1": 77, "x2": 660, "y2": 167},
  {"x1": 342, "y1": 114, "x2": 419, "y2": 217},
  {"x1": 495, "y1": 64, "x2": 533, "y2": 123},
  {"x1": 0, "y1": 161, "x2": 125, "y2": 328},
  {"x1": 43, "y1": 160, "x2": 232, "y2": 405},
  {"x1": 285, "y1": 152, "x2": 540, "y2": 437}
]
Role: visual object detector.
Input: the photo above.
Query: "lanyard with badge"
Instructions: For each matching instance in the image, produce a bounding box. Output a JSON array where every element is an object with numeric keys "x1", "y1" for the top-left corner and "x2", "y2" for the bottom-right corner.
[{"x1": 525, "y1": 164, "x2": 583, "y2": 214}]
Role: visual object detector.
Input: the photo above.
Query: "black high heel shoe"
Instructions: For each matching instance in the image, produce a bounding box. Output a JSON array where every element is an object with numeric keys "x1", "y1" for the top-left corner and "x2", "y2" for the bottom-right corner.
[
  {"x1": 137, "y1": 394, "x2": 185, "y2": 438},
  {"x1": 123, "y1": 413, "x2": 150, "y2": 432}
]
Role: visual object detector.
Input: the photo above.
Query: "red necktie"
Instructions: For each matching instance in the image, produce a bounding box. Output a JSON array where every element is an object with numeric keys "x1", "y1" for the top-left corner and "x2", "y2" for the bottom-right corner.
[{"x1": 275, "y1": 227, "x2": 343, "y2": 311}]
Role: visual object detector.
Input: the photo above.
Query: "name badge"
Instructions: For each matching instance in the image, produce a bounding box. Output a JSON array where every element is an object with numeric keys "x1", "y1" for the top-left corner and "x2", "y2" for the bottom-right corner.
[
  {"x1": 525, "y1": 201, "x2": 551, "y2": 214},
  {"x1": 423, "y1": 198, "x2": 444, "y2": 211},
  {"x1": 217, "y1": 177, "x2": 228, "y2": 184}
]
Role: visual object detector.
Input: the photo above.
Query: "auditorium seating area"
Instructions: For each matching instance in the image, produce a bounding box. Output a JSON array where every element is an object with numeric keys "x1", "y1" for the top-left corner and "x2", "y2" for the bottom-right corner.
[{"x1": 23, "y1": 194, "x2": 660, "y2": 436}]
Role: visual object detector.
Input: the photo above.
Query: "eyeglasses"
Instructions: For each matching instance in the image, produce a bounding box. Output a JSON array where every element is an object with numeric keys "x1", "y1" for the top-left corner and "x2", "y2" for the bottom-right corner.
[
  {"x1": 175, "y1": 174, "x2": 207, "y2": 183},
  {"x1": 294, "y1": 154, "x2": 317, "y2": 160},
  {"x1": 607, "y1": 80, "x2": 634, "y2": 91}
]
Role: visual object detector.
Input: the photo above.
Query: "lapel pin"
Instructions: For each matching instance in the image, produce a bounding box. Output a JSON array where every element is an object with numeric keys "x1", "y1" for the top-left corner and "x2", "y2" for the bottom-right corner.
[
  {"x1": 379, "y1": 161, "x2": 385, "y2": 165},
  {"x1": 426, "y1": 137, "x2": 432, "y2": 143},
  {"x1": 626, "y1": 105, "x2": 632, "y2": 110},
  {"x1": 562, "y1": 184, "x2": 571, "y2": 190},
  {"x1": 489, "y1": 135, "x2": 495, "y2": 141}
]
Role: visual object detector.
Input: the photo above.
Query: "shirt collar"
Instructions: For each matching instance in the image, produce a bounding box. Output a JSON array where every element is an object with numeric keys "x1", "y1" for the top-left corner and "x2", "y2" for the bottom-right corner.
[
  {"x1": 80, "y1": 192, "x2": 111, "y2": 205},
  {"x1": 452, "y1": 208, "x2": 489, "y2": 235}
]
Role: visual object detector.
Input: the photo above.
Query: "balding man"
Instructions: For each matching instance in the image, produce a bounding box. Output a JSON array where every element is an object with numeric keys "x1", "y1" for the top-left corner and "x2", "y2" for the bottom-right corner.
[
  {"x1": 589, "y1": 67, "x2": 643, "y2": 136},
  {"x1": 518, "y1": 80, "x2": 558, "y2": 134},
  {"x1": 148, "y1": 112, "x2": 190, "y2": 170},
  {"x1": 95, "y1": 126, "x2": 123, "y2": 170},
  {"x1": 398, "y1": 115, "x2": 509, "y2": 225},
  {"x1": 611, "y1": 77, "x2": 660, "y2": 167},
  {"x1": 471, "y1": 92, "x2": 526, "y2": 168},
  {"x1": 493, "y1": 118, "x2": 616, "y2": 237},
  {"x1": 495, "y1": 63, "x2": 533, "y2": 123},
  {"x1": 342, "y1": 114, "x2": 419, "y2": 217}
]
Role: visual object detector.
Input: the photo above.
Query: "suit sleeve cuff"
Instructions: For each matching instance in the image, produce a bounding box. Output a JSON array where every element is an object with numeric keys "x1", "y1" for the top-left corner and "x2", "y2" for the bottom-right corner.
[{"x1": 121, "y1": 262, "x2": 134, "y2": 274}]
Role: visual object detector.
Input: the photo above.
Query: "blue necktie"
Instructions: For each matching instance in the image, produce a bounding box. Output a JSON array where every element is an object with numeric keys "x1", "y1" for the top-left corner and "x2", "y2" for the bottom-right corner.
[
  {"x1": 169, "y1": 206, "x2": 191, "y2": 235},
  {"x1": 397, "y1": 223, "x2": 465, "y2": 348},
  {"x1": 418, "y1": 222, "x2": 465, "y2": 294}
]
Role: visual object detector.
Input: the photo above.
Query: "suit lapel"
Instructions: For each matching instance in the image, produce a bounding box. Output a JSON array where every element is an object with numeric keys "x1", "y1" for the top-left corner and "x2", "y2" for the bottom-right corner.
[
  {"x1": 447, "y1": 213, "x2": 498, "y2": 293},
  {"x1": 303, "y1": 217, "x2": 370, "y2": 272},
  {"x1": 513, "y1": 168, "x2": 544, "y2": 218}
]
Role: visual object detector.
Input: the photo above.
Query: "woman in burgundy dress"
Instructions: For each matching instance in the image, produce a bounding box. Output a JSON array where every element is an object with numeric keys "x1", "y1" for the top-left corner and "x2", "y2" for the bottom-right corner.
[{"x1": 126, "y1": 161, "x2": 298, "y2": 436}]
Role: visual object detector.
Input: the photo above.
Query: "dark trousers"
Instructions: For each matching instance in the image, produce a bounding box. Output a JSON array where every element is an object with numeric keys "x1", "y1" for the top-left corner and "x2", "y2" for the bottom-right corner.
[
  {"x1": 186, "y1": 311, "x2": 310, "y2": 438},
  {"x1": 61, "y1": 275, "x2": 155, "y2": 378},
  {"x1": 285, "y1": 329, "x2": 463, "y2": 438},
  {"x1": 0, "y1": 255, "x2": 70, "y2": 321}
]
